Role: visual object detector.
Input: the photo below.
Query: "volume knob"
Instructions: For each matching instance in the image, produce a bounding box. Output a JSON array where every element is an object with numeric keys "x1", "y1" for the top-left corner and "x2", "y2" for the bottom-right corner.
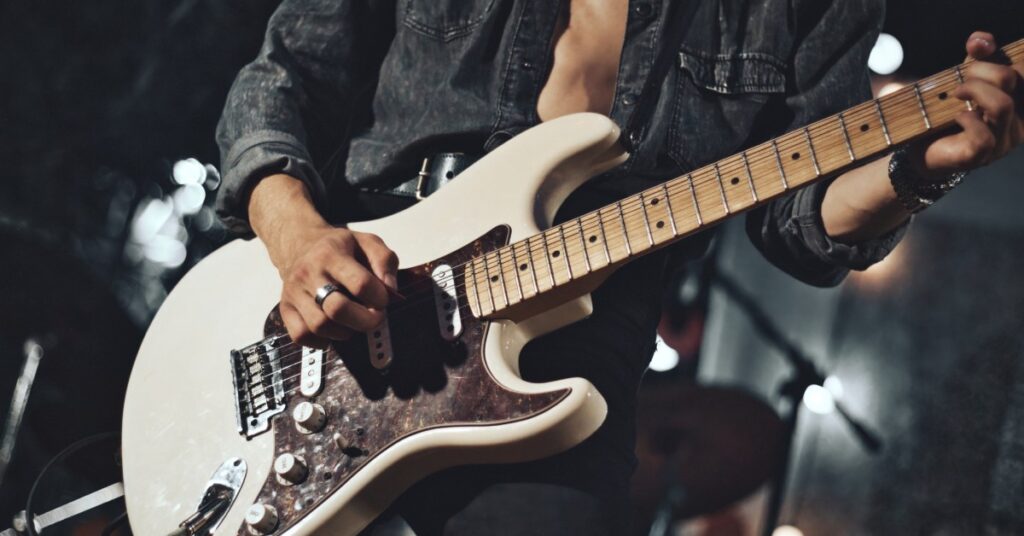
[
  {"x1": 245, "y1": 503, "x2": 278, "y2": 533},
  {"x1": 273, "y1": 453, "x2": 308, "y2": 485},
  {"x1": 292, "y1": 401, "x2": 326, "y2": 433}
]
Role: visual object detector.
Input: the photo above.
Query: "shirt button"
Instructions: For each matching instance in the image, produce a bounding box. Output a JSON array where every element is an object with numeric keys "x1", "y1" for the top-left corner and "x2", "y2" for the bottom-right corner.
[
  {"x1": 628, "y1": 130, "x2": 642, "y2": 147},
  {"x1": 633, "y1": 3, "x2": 653, "y2": 19},
  {"x1": 622, "y1": 95, "x2": 635, "y2": 106}
]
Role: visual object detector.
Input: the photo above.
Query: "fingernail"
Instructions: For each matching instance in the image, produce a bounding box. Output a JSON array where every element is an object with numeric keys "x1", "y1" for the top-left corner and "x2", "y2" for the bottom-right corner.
[
  {"x1": 385, "y1": 273, "x2": 398, "y2": 290},
  {"x1": 972, "y1": 36, "x2": 993, "y2": 48}
]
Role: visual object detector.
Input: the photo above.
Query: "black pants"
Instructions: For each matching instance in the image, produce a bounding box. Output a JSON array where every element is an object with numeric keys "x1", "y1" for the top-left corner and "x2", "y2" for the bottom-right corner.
[{"x1": 362, "y1": 463, "x2": 629, "y2": 535}]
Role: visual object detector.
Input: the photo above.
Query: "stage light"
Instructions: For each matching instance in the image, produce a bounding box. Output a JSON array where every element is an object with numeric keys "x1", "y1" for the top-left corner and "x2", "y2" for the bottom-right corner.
[
  {"x1": 772, "y1": 525, "x2": 804, "y2": 536},
  {"x1": 143, "y1": 234, "x2": 187, "y2": 268},
  {"x1": 172, "y1": 158, "x2": 207, "y2": 186},
  {"x1": 868, "y1": 33, "x2": 903, "y2": 75},
  {"x1": 131, "y1": 197, "x2": 174, "y2": 244},
  {"x1": 173, "y1": 183, "x2": 207, "y2": 215},
  {"x1": 803, "y1": 384, "x2": 836, "y2": 415},
  {"x1": 824, "y1": 375, "x2": 845, "y2": 399},
  {"x1": 648, "y1": 335, "x2": 679, "y2": 372}
]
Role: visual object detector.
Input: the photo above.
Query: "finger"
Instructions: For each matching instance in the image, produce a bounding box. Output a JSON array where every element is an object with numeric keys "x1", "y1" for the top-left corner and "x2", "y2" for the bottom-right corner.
[
  {"x1": 946, "y1": 111, "x2": 997, "y2": 169},
  {"x1": 354, "y1": 233, "x2": 400, "y2": 291},
  {"x1": 965, "y1": 31, "x2": 996, "y2": 59},
  {"x1": 291, "y1": 287, "x2": 354, "y2": 342},
  {"x1": 955, "y1": 79, "x2": 1015, "y2": 131},
  {"x1": 320, "y1": 289, "x2": 386, "y2": 333},
  {"x1": 280, "y1": 302, "x2": 330, "y2": 349},
  {"x1": 326, "y1": 255, "x2": 390, "y2": 310},
  {"x1": 966, "y1": 61, "x2": 1017, "y2": 93}
]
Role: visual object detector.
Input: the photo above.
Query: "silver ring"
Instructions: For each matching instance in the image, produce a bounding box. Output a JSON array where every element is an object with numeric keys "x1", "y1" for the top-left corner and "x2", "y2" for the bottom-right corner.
[{"x1": 314, "y1": 283, "x2": 342, "y2": 308}]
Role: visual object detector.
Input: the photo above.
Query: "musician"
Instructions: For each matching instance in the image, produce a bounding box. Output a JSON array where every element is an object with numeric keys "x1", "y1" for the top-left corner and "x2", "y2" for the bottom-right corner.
[{"x1": 215, "y1": 0, "x2": 1022, "y2": 533}]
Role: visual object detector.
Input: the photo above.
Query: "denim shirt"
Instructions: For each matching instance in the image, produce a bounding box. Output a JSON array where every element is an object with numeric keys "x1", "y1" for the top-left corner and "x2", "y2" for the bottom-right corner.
[{"x1": 216, "y1": 0, "x2": 905, "y2": 288}]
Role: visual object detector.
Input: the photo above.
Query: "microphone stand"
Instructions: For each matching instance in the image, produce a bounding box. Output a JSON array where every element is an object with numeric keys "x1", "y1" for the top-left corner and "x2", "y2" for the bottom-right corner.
[{"x1": 710, "y1": 272, "x2": 882, "y2": 536}]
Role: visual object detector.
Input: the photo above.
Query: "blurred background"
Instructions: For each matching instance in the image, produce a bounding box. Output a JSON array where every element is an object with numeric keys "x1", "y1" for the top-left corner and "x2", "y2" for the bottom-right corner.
[{"x1": 0, "y1": 0, "x2": 1022, "y2": 534}]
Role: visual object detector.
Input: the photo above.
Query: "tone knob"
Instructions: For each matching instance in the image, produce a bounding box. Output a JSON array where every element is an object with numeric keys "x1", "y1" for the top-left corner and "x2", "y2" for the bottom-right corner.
[
  {"x1": 244, "y1": 503, "x2": 278, "y2": 534},
  {"x1": 273, "y1": 453, "x2": 308, "y2": 484},
  {"x1": 292, "y1": 401, "x2": 326, "y2": 433}
]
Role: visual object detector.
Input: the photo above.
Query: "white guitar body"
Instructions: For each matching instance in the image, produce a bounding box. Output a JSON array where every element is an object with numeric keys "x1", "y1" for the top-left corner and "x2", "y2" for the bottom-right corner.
[{"x1": 122, "y1": 113, "x2": 628, "y2": 535}]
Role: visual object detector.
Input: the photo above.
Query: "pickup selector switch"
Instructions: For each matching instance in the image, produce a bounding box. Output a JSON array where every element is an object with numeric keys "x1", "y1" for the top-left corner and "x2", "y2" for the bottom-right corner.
[
  {"x1": 273, "y1": 453, "x2": 308, "y2": 485},
  {"x1": 292, "y1": 401, "x2": 326, "y2": 433},
  {"x1": 245, "y1": 503, "x2": 278, "y2": 533}
]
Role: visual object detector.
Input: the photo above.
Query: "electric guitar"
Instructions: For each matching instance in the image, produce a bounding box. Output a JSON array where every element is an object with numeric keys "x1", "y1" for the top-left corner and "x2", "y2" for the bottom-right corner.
[{"x1": 121, "y1": 40, "x2": 1023, "y2": 535}]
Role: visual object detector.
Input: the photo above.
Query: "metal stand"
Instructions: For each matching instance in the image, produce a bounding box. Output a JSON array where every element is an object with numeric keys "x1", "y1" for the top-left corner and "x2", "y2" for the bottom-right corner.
[
  {"x1": 711, "y1": 273, "x2": 882, "y2": 536},
  {"x1": 0, "y1": 339, "x2": 45, "y2": 489}
]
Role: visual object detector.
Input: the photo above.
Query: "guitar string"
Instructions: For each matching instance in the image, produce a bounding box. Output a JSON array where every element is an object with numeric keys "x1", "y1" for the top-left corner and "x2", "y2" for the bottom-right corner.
[
  {"x1": 235, "y1": 63, "x2": 980, "y2": 364},
  {"x1": 236, "y1": 301, "x2": 478, "y2": 402},
  {"x1": 346, "y1": 67, "x2": 967, "y2": 314},
  {"x1": 357, "y1": 76, "x2": 949, "y2": 313},
  {"x1": 241, "y1": 68, "x2": 969, "y2": 366},
  {"x1": 232, "y1": 56, "x2": 1011, "y2": 407}
]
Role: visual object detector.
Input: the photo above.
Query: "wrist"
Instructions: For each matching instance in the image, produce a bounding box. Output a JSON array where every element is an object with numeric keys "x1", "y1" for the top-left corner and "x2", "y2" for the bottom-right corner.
[
  {"x1": 249, "y1": 174, "x2": 332, "y2": 269},
  {"x1": 889, "y1": 147, "x2": 967, "y2": 213}
]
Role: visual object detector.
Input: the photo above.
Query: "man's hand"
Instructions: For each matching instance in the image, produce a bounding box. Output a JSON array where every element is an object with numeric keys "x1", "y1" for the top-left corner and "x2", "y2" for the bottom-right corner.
[
  {"x1": 910, "y1": 31, "x2": 1024, "y2": 178},
  {"x1": 249, "y1": 174, "x2": 398, "y2": 349}
]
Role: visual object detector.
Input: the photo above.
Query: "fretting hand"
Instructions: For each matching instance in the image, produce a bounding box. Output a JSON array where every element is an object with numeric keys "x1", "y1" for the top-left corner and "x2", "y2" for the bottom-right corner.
[{"x1": 908, "y1": 31, "x2": 1023, "y2": 179}]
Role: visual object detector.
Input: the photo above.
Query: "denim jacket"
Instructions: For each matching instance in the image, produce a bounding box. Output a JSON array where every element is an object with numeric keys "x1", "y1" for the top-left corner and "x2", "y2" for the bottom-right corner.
[{"x1": 215, "y1": 0, "x2": 905, "y2": 287}]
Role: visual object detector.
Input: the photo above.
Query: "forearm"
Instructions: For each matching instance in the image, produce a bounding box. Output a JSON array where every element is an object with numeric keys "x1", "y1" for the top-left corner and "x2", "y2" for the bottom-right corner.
[
  {"x1": 249, "y1": 174, "x2": 331, "y2": 271},
  {"x1": 821, "y1": 154, "x2": 911, "y2": 244}
]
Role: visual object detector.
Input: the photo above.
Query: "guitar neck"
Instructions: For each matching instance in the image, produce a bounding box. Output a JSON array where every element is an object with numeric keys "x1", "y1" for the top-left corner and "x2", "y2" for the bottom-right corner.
[{"x1": 466, "y1": 38, "x2": 1024, "y2": 319}]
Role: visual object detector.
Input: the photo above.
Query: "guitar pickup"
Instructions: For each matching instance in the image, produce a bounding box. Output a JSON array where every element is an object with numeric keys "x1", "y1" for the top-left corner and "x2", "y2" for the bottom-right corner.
[
  {"x1": 432, "y1": 264, "x2": 463, "y2": 341},
  {"x1": 300, "y1": 347, "x2": 324, "y2": 397}
]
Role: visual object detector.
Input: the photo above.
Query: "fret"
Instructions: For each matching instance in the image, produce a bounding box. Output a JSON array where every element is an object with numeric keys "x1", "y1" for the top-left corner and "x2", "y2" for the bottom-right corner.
[
  {"x1": 837, "y1": 112, "x2": 856, "y2": 161},
  {"x1": 522, "y1": 240, "x2": 539, "y2": 296},
  {"x1": 638, "y1": 193, "x2": 655, "y2": 246},
  {"x1": 556, "y1": 226, "x2": 572, "y2": 279},
  {"x1": 661, "y1": 183, "x2": 678, "y2": 236},
  {"x1": 494, "y1": 250, "x2": 511, "y2": 306},
  {"x1": 480, "y1": 256, "x2": 498, "y2": 310},
  {"x1": 912, "y1": 83, "x2": 931, "y2": 129},
  {"x1": 873, "y1": 99, "x2": 892, "y2": 146},
  {"x1": 467, "y1": 260, "x2": 483, "y2": 315},
  {"x1": 954, "y1": 64, "x2": 975, "y2": 111},
  {"x1": 538, "y1": 234, "x2": 556, "y2": 287},
  {"x1": 576, "y1": 219, "x2": 592, "y2": 273},
  {"x1": 616, "y1": 201, "x2": 632, "y2": 256},
  {"x1": 686, "y1": 174, "x2": 703, "y2": 225},
  {"x1": 595, "y1": 211, "x2": 612, "y2": 264},
  {"x1": 771, "y1": 139, "x2": 789, "y2": 190},
  {"x1": 509, "y1": 244, "x2": 526, "y2": 299},
  {"x1": 713, "y1": 163, "x2": 730, "y2": 214},
  {"x1": 740, "y1": 151, "x2": 758, "y2": 203},
  {"x1": 803, "y1": 127, "x2": 821, "y2": 176}
]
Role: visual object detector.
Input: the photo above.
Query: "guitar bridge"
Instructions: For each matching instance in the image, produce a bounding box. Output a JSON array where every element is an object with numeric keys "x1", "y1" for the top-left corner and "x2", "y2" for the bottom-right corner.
[{"x1": 231, "y1": 335, "x2": 288, "y2": 439}]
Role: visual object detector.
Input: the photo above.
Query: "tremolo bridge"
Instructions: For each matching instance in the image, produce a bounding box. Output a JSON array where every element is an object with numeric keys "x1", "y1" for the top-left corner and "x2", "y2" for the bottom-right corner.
[{"x1": 231, "y1": 335, "x2": 289, "y2": 439}]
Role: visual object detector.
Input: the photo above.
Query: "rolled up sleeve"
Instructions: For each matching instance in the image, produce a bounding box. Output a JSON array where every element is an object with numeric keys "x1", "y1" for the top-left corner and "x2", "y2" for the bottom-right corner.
[
  {"x1": 215, "y1": 0, "x2": 394, "y2": 235},
  {"x1": 745, "y1": 0, "x2": 908, "y2": 287}
]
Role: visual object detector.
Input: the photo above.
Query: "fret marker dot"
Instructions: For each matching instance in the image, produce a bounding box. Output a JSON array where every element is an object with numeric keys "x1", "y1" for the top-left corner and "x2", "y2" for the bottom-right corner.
[
  {"x1": 860, "y1": 124, "x2": 869, "y2": 132},
  {"x1": 519, "y1": 263, "x2": 528, "y2": 271},
  {"x1": 730, "y1": 177, "x2": 740, "y2": 185},
  {"x1": 490, "y1": 275, "x2": 498, "y2": 282},
  {"x1": 791, "y1": 152, "x2": 800, "y2": 160},
  {"x1": 938, "y1": 91, "x2": 948, "y2": 100},
  {"x1": 656, "y1": 221, "x2": 665, "y2": 229},
  {"x1": 552, "y1": 250, "x2": 561, "y2": 258},
  {"x1": 589, "y1": 235, "x2": 597, "y2": 243},
  {"x1": 650, "y1": 198, "x2": 659, "y2": 205}
]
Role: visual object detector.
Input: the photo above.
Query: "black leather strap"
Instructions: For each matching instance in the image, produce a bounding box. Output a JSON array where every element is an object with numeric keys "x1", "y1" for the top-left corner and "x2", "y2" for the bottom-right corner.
[{"x1": 372, "y1": 153, "x2": 480, "y2": 199}]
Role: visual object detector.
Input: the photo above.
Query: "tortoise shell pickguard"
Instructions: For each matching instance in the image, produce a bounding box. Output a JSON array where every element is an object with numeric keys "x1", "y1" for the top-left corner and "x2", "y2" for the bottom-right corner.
[{"x1": 239, "y1": 226, "x2": 569, "y2": 535}]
